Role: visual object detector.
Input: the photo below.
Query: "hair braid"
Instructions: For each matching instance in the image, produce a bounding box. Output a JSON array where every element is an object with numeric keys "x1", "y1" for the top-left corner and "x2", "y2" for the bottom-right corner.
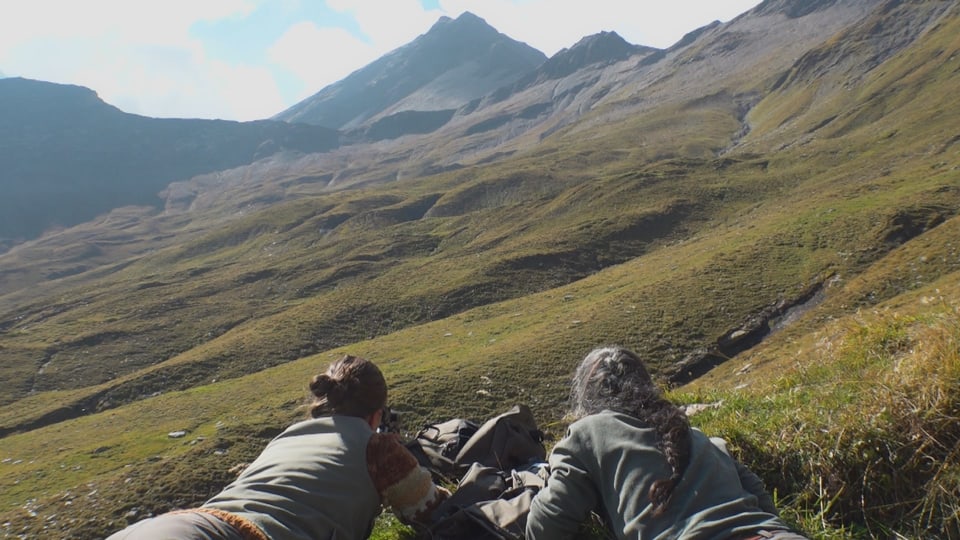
[
  {"x1": 645, "y1": 398, "x2": 692, "y2": 514},
  {"x1": 569, "y1": 346, "x2": 692, "y2": 515}
]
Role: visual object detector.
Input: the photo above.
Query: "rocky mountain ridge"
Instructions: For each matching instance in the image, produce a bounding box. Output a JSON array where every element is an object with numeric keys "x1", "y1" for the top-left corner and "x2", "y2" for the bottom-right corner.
[
  {"x1": 272, "y1": 12, "x2": 547, "y2": 130},
  {"x1": 0, "y1": 78, "x2": 339, "y2": 247},
  {"x1": 0, "y1": 10, "x2": 652, "y2": 250},
  {"x1": 3, "y1": 0, "x2": 930, "y2": 295}
]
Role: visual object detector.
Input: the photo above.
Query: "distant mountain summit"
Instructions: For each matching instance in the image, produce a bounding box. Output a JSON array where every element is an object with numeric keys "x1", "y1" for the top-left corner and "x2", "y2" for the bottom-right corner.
[
  {"x1": 2, "y1": 77, "x2": 122, "y2": 123},
  {"x1": 535, "y1": 31, "x2": 653, "y2": 81},
  {"x1": 272, "y1": 12, "x2": 546, "y2": 133}
]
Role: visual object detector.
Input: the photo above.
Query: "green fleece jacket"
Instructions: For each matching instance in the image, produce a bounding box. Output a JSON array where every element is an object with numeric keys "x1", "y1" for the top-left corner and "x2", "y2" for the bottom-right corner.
[
  {"x1": 526, "y1": 410, "x2": 792, "y2": 540},
  {"x1": 204, "y1": 415, "x2": 380, "y2": 540}
]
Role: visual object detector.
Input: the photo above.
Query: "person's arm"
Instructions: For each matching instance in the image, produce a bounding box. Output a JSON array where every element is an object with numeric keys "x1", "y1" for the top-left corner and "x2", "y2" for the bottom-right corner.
[
  {"x1": 367, "y1": 433, "x2": 450, "y2": 525},
  {"x1": 526, "y1": 430, "x2": 599, "y2": 540},
  {"x1": 709, "y1": 436, "x2": 778, "y2": 515},
  {"x1": 732, "y1": 458, "x2": 778, "y2": 515}
]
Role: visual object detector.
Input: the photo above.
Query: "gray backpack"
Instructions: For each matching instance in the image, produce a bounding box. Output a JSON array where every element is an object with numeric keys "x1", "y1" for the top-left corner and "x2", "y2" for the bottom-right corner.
[
  {"x1": 405, "y1": 417, "x2": 480, "y2": 481},
  {"x1": 405, "y1": 404, "x2": 545, "y2": 482},
  {"x1": 427, "y1": 462, "x2": 548, "y2": 540},
  {"x1": 404, "y1": 405, "x2": 549, "y2": 539}
]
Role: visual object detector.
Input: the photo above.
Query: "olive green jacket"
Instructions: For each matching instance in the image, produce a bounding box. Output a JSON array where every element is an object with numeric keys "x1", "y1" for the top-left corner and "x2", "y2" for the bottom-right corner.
[
  {"x1": 526, "y1": 410, "x2": 791, "y2": 540},
  {"x1": 204, "y1": 415, "x2": 381, "y2": 540}
]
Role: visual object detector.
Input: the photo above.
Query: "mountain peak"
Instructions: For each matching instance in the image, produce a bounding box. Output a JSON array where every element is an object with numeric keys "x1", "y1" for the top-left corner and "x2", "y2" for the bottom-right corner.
[
  {"x1": 273, "y1": 12, "x2": 545, "y2": 130},
  {"x1": 453, "y1": 11, "x2": 487, "y2": 24},
  {"x1": 569, "y1": 30, "x2": 636, "y2": 52},
  {"x1": 424, "y1": 10, "x2": 499, "y2": 40},
  {"x1": 535, "y1": 30, "x2": 652, "y2": 80},
  {"x1": 425, "y1": 11, "x2": 492, "y2": 33}
]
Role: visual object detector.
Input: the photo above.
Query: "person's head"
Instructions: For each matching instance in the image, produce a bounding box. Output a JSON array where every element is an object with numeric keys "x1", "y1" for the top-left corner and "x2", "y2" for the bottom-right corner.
[
  {"x1": 308, "y1": 354, "x2": 387, "y2": 421},
  {"x1": 570, "y1": 346, "x2": 691, "y2": 515},
  {"x1": 568, "y1": 346, "x2": 658, "y2": 420}
]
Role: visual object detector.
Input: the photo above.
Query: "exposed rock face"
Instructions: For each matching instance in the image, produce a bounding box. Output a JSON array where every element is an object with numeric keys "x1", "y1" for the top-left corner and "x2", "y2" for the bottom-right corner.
[
  {"x1": 663, "y1": 281, "x2": 830, "y2": 386},
  {"x1": 752, "y1": 0, "x2": 842, "y2": 19},
  {"x1": 271, "y1": 12, "x2": 546, "y2": 131},
  {"x1": 534, "y1": 31, "x2": 654, "y2": 81}
]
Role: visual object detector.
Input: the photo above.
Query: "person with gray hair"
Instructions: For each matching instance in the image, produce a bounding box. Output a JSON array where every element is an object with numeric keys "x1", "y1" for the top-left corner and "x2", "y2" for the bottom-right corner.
[{"x1": 526, "y1": 346, "x2": 809, "y2": 540}]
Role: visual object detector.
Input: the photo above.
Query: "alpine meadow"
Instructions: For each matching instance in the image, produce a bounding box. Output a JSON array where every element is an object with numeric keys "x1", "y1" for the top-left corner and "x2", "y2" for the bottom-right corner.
[{"x1": 1, "y1": 1, "x2": 959, "y2": 538}]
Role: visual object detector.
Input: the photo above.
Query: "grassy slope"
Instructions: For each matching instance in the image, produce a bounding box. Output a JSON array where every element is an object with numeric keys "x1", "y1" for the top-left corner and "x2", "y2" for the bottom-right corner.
[
  {"x1": 2, "y1": 212, "x2": 958, "y2": 539},
  {"x1": 1, "y1": 4, "x2": 959, "y2": 539},
  {"x1": 681, "y1": 229, "x2": 960, "y2": 538},
  {"x1": 1, "y1": 169, "x2": 956, "y2": 538}
]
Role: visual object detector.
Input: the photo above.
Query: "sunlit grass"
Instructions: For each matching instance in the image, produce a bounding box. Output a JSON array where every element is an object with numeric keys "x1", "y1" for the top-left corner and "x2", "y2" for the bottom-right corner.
[{"x1": 678, "y1": 290, "x2": 960, "y2": 539}]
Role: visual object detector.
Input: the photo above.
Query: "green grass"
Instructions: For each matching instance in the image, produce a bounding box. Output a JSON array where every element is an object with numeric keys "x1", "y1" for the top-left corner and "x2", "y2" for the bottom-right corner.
[
  {"x1": 3, "y1": 220, "x2": 959, "y2": 538},
  {"x1": 680, "y1": 287, "x2": 960, "y2": 538}
]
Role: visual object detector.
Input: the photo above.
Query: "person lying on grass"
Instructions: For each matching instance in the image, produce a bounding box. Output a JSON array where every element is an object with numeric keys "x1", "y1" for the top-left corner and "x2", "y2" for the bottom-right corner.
[
  {"x1": 526, "y1": 345, "x2": 810, "y2": 540},
  {"x1": 107, "y1": 354, "x2": 448, "y2": 540}
]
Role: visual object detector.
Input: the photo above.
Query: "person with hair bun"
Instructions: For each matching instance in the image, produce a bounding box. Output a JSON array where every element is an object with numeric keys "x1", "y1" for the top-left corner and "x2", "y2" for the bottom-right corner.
[
  {"x1": 107, "y1": 354, "x2": 448, "y2": 540},
  {"x1": 526, "y1": 346, "x2": 809, "y2": 540}
]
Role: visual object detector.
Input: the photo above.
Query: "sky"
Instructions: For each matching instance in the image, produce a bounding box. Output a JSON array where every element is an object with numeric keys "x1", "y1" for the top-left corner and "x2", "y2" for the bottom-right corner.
[{"x1": 0, "y1": 0, "x2": 761, "y2": 122}]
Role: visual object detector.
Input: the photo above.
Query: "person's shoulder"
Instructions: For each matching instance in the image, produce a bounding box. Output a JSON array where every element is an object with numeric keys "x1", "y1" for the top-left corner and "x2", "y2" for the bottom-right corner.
[
  {"x1": 568, "y1": 411, "x2": 654, "y2": 438},
  {"x1": 280, "y1": 415, "x2": 371, "y2": 438},
  {"x1": 262, "y1": 417, "x2": 324, "y2": 441},
  {"x1": 286, "y1": 416, "x2": 335, "y2": 431}
]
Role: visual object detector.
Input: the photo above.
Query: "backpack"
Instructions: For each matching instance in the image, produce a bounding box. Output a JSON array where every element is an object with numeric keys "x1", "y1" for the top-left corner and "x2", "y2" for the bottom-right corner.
[
  {"x1": 405, "y1": 405, "x2": 550, "y2": 539},
  {"x1": 405, "y1": 405, "x2": 546, "y2": 482},
  {"x1": 455, "y1": 404, "x2": 546, "y2": 472},
  {"x1": 405, "y1": 417, "x2": 480, "y2": 481},
  {"x1": 426, "y1": 462, "x2": 548, "y2": 540}
]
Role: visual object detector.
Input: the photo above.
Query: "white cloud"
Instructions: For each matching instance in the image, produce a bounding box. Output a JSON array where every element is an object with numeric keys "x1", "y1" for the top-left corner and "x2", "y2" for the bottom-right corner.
[
  {"x1": 0, "y1": 0, "x2": 269, "y2": 120},
  {"x1": 269, "y1": 22, "x2": 379, "y2": 94},
  {"x1": 4, "y1": 32, "x2": 281, "y2": 121},
  {"x1": 268, "y1": 0, "x2": 444, "y2": 102},
  {"x1": 202, "y1": 61, "x2": 287, "y2": 121},
  {"x1": 327, "y1": 0, "x2": 443, "y2": 50},
  {"x1": 0, "y1": 0, "x2": 255, "y2": 51}
]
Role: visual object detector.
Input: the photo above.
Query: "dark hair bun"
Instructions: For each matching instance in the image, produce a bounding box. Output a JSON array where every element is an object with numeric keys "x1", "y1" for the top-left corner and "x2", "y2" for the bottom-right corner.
[
  {"x1": 311, "y1": 373, "x2": 352, "y2": 408},
  {"x1": 310, "y1": 374, "x2": 337, "y2": 397},
  {"x1": 307, "y1": 355, "x2": 387, "y2": 419},
  {"x1": 327, "y1": 380, "x2": 347, "y2": 405}
]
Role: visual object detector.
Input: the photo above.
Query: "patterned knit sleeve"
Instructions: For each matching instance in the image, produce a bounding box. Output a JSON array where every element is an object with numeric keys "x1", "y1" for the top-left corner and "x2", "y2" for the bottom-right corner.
[{"x1": 366, "y1": 432, "x2": 450, "y2": 525}]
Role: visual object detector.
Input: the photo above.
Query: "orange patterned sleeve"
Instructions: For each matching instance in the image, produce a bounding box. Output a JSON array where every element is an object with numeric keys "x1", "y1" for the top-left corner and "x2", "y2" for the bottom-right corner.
[{"x1": 366, "y1": 433, "x2": 450, "y2": 524}]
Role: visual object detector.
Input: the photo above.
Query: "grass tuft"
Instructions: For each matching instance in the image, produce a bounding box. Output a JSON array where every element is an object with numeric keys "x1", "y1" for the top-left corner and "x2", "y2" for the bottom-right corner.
[{"x1": 679, "y1": 301, "x2": 960, "y2": 539}]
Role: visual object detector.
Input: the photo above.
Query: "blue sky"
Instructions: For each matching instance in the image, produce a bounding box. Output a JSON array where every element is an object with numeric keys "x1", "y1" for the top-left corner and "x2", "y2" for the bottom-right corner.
[{"x1": 0, "y1": 1, "x2": 760, "y2": 121}]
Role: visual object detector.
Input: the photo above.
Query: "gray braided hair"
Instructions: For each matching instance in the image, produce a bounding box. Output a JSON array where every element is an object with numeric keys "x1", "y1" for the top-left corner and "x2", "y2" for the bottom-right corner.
[{"x1": 569, "y1": 346, "x2": 692, "y2": 515}]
